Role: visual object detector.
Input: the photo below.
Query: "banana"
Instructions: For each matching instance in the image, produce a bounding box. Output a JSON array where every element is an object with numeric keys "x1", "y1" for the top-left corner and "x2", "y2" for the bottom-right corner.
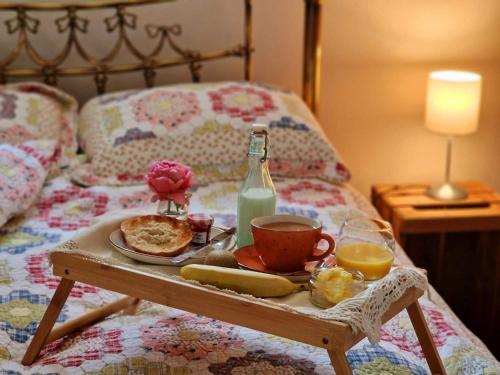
[{"x1": 180, "y1": 264, "x2": 305, "y2": 297}]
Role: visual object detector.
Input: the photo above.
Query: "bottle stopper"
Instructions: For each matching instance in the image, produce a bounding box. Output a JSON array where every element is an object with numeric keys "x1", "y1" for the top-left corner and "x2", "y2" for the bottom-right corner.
[{"x1": 251, "y1": 123, "x2": 268, "y2": 133}]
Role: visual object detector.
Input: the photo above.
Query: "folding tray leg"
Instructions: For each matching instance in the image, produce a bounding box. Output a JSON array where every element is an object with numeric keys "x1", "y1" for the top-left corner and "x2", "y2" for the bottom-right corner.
[
  {"x1": 407, "y1": 300, "x2": 447, "y2": 375},
  {"x1": 22, "y1": 279, "x2": 140, "y2": 366},
  {"x1": 328, "y1": 349, "x2": 352, "y2": 375},
  {"x1": 22, "y1": 278, "x2": 75, "y2": 366}
]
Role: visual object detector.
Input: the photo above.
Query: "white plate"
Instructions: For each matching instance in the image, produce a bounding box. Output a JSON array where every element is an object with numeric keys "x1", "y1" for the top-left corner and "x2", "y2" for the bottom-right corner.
[{"x1": 109, "y1": 226, "x2": 236, "y2": 266}]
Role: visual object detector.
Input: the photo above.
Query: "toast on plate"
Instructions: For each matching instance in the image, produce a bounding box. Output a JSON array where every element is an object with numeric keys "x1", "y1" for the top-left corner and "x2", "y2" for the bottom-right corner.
[{"x1": 120, "y1": 215, "x2": 192, "y2": 257}]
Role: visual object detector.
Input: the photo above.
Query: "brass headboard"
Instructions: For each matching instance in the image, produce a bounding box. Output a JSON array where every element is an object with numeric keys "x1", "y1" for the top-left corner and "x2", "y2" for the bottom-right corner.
[{"x1": 0, "y1": 0, "x2": 322, "y2": 113}]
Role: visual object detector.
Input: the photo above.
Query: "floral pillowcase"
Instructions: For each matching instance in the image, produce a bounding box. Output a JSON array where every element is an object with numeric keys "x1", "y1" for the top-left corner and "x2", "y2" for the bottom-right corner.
[
  {"x1": 0, "y1": 82, "x2": 79, "y2": 169},
  {"x1": 74, "y1": 82, "x2": 350, "y2": 186},
  {"x1": 0, "y1": 140, "x2": 59, "y2": 227}
]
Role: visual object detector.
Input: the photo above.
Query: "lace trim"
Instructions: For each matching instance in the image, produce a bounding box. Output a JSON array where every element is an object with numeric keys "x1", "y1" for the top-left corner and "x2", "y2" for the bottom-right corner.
[{"x1": 294, "y1": 267, "x2": 427, "y2": 342}]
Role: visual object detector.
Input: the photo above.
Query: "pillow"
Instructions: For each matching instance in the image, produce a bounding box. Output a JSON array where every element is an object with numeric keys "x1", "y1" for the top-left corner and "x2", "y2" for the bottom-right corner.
[
  {"x1": 0, "y1": 82, "x2": 78, "y2": 168},
  {"x1": 0, "y1": 140, "x2": 58, "y2": 227},
  {"x1": 74, "y1": 82, "x2": 350, "y2": 185}
]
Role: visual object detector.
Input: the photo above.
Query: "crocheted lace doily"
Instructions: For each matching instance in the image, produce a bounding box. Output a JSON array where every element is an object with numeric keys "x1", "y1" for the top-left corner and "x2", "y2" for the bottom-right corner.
[{"x1": 295, "y1": 267, "x2": 428, "y2": 343}]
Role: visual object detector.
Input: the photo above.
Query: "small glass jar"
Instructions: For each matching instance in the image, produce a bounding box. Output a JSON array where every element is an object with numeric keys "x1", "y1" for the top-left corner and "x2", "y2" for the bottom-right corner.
[
  {"x1": 309, "y1": 266, "x2": 365, "y2": 309},
  {"x1": 157, "y1": 193, "x2": 191, "y2": 220},
  {"x1": 187, "y1": 214, "x2": 214, "y2": 245}
]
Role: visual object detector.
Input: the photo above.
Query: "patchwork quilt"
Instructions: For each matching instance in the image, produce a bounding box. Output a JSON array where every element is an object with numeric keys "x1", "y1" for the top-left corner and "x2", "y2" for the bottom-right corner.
[{"x1": 0, "y1": 175, "x2": 498, "y2": 374}]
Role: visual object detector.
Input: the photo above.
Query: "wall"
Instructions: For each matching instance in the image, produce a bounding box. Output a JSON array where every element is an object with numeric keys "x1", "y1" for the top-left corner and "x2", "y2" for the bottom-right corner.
[
  {"x1": 254, "y1": 0, "x2": 500, "y2": 197},
  {"x1": 318, "y1": 0, "x2": 500, "y2": 197},
  {"x1": 2, "y1": 0, "x2": 499, "y2": 197}
]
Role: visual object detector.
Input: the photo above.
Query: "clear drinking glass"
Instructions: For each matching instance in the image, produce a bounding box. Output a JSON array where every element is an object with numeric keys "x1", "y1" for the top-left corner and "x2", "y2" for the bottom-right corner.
[{"x1": 336, "y1": 217, "x2": 395, "y2": 281}]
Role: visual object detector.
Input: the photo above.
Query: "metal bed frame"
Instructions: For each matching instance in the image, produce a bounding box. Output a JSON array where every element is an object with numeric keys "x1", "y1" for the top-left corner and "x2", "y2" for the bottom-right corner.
[{"x1": 0, "y1": 0, "x2": 322, "y2": 113}]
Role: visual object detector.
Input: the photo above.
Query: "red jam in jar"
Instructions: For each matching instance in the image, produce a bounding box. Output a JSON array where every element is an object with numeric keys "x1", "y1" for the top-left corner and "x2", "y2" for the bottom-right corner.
[{"x1": 187, "y1": 214, "x2": 214, "y2": 245}]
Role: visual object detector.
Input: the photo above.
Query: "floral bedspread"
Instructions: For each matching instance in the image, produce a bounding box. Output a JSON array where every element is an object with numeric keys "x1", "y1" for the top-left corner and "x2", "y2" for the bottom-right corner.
[{"x1": 0, "y1": 175, "x2": 498, "y2": 374}]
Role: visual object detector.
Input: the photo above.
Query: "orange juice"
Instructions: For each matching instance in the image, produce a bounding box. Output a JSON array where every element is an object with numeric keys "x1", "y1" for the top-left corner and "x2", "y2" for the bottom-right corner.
[{"x1": 336, "y1": 242, "x2": 393, "y2": 280}]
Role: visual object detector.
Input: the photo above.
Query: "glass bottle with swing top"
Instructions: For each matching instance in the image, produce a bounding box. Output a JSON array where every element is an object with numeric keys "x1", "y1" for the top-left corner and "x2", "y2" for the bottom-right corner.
[{"x1": 236, "y1": 124, "x2": 277, "y2": 248}]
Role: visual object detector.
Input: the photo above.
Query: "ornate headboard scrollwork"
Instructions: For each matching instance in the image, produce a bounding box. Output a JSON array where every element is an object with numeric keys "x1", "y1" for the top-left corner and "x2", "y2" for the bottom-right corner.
[{"x1": 0, "y1": 0, "x2": 321, "y2": 113}]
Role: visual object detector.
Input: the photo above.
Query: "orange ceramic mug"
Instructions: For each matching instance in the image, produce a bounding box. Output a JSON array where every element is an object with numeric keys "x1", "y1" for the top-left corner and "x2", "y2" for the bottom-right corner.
[{"x1": 251, "y1": 215, "x2": 335, "y2": 272}]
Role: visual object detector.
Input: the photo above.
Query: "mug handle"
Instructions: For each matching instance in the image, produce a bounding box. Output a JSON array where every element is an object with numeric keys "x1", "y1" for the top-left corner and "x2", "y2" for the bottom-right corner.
[{"x1": 309, "y1": 233, "x2": 335, "y2": 261}]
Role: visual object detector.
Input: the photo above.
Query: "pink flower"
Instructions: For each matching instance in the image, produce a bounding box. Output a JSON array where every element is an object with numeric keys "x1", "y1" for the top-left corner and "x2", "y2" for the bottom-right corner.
[{"x1": 145, "y1": 161, "x2": 193, "y2": 205}]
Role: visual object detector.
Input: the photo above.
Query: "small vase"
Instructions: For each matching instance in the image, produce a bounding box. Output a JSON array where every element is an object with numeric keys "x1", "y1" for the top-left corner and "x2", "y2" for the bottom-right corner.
[{"x1": 157, "y1": 193, "x2": 191, "y2": 220}]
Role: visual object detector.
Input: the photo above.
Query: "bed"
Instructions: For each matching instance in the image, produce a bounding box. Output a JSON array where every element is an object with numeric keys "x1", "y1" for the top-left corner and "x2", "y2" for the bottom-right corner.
[{"x1": 0, "y1": 1, "x2": 499, "y2": 374}]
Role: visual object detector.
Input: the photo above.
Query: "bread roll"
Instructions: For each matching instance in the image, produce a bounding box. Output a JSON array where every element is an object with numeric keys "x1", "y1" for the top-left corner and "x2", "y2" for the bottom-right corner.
[{"x1": 120, "y1": 215, "x2": 192, "y2": 257}]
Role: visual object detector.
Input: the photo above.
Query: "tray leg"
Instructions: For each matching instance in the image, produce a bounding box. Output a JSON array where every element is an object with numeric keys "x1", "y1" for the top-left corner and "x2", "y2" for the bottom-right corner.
[
  {"x1": 122, "y1": 298, "x2": 141, "y2": 315},
  {"x1": 407, "y1": 300, "x2": 447, "y2": 375},
  {"x1": 22, "y1": 278, "x2": 75, "y2": 366},
  {"x1": 328, "y1": 349, "x2": 352, "y2": 375},
  {"x1": 46, "y1": 296, "x2": 139, "y2": 344}
]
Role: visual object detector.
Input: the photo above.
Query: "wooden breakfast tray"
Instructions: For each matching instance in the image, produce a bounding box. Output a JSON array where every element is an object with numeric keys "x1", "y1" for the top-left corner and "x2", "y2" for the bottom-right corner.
[{"x1": 22, "y1": 251, "x2": 447, "y2": 374}]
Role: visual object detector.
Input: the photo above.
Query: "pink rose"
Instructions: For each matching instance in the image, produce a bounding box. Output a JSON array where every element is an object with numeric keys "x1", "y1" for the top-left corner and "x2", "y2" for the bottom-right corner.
[{"x1": 145, "y1": 161, "x2": 194, "y2": 205}]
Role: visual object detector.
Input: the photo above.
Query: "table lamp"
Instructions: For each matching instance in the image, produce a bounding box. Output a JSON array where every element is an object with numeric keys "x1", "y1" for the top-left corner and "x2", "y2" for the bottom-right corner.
[{"x1": 424, "y1": 70, "x2": 482, "y2": 200}]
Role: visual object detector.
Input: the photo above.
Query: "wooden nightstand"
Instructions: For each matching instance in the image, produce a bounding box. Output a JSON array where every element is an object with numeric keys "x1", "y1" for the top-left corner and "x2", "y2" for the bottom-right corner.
[{"x1": 371, "y1": 181, "x2": 500, "y2": 358}]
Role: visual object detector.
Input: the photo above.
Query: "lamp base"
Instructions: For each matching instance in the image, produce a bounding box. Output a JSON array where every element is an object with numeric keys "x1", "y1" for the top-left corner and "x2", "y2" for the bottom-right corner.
[{"x1": 426, "y1": 183, "x2": 468, "y2": 200}]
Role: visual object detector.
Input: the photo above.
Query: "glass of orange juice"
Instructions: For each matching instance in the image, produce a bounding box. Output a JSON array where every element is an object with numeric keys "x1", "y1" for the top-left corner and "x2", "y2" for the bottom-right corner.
[{"x1": 336, "y1": 217, "x2": 395, "y2": 280}]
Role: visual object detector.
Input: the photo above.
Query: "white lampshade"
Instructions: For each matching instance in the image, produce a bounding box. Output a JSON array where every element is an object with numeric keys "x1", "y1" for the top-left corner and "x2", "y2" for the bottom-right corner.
[{"x1": 425, "y1": 70, "x2": 482, "y2": 135}]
